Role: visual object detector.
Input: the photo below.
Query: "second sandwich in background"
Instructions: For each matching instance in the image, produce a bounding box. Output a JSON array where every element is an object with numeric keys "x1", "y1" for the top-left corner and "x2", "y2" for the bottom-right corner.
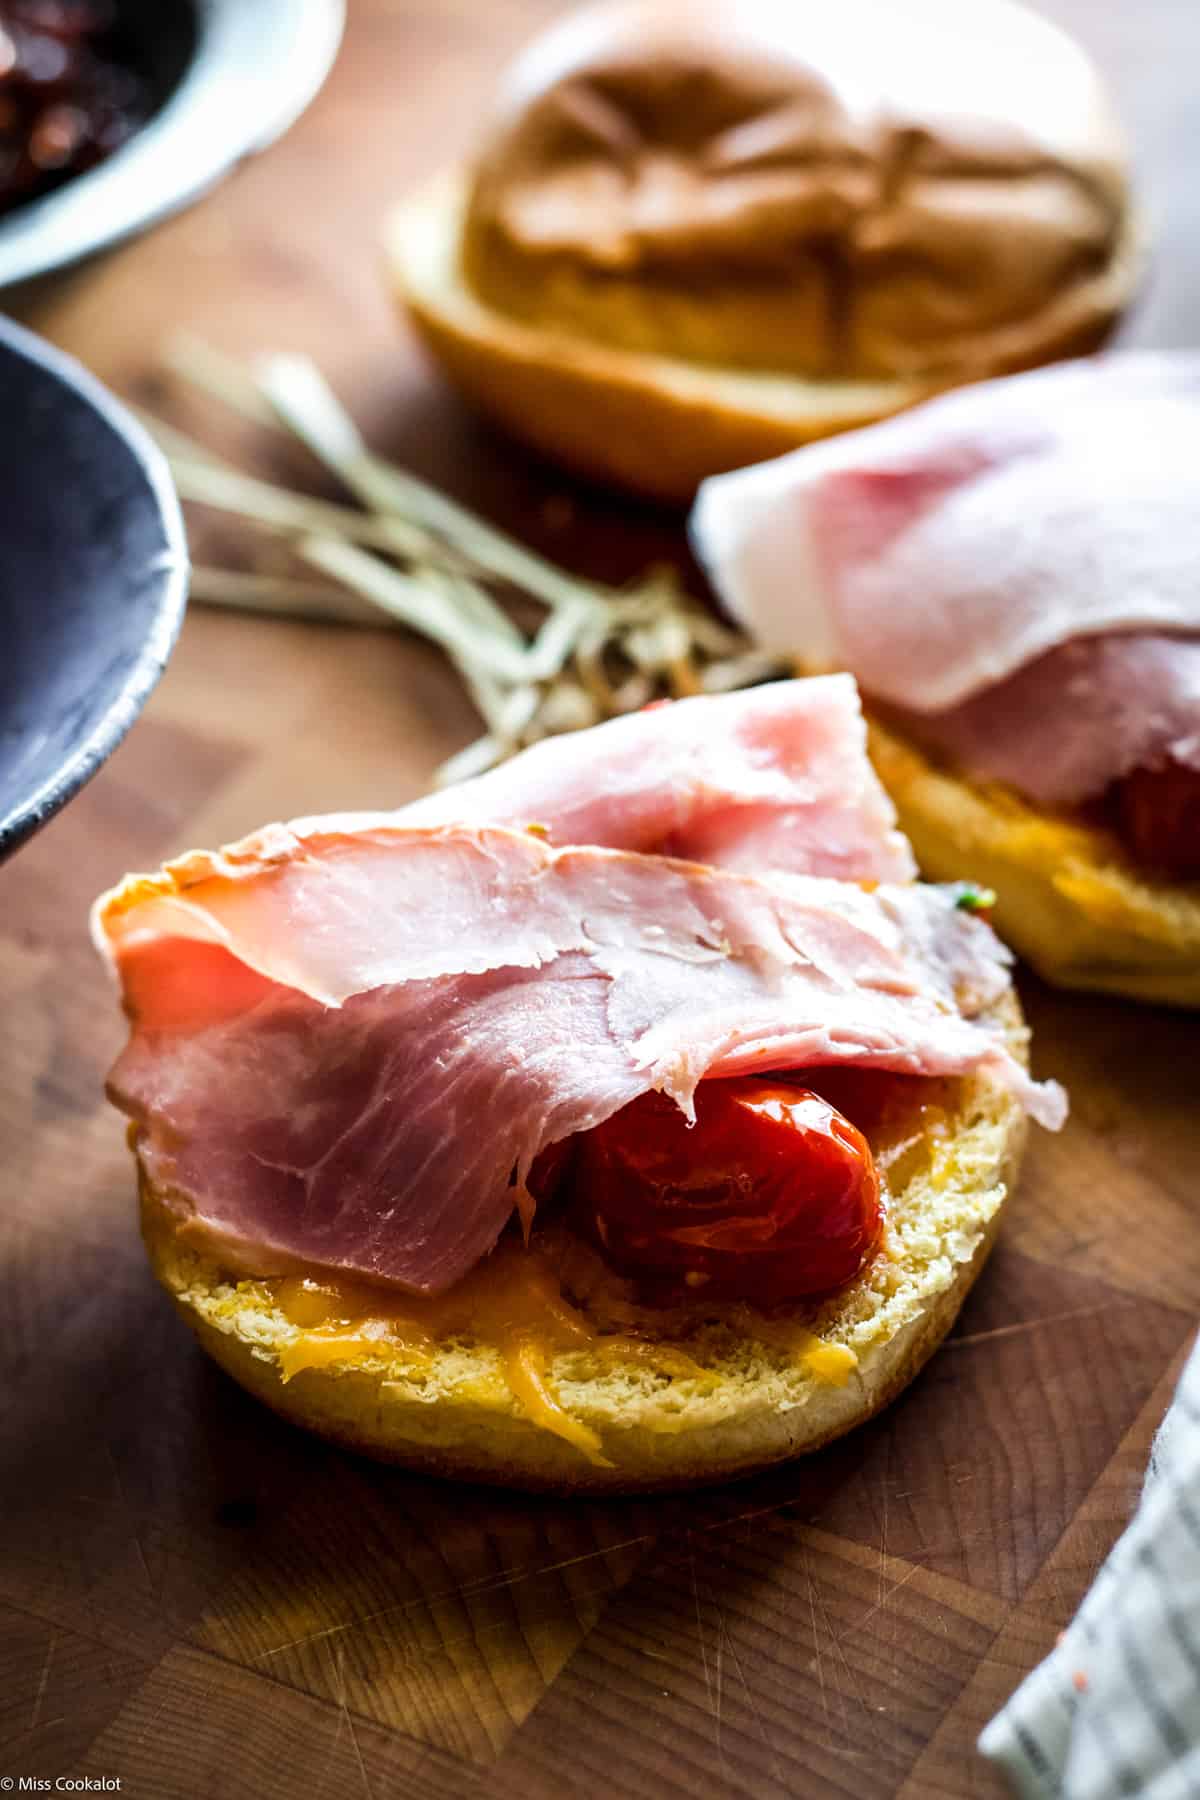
[{"x1": 692, "y1": 354, "x2": 1200, "y2": 1006}]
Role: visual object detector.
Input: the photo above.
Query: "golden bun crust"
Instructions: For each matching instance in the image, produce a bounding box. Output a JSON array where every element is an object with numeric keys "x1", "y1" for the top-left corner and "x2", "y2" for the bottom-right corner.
[
  {"x1": 869, "y1": 720, "x2": 1200, "y2": 1008},
  {"x1": 387, "y1": 174, "x2": 1141, "y2": 504},
  {"x1": 140, "y1": 997, "x2": 1030, "y2": 1493},
  {"x1": 464, "y1": 0, "x2": 1132, "y2": 385}
]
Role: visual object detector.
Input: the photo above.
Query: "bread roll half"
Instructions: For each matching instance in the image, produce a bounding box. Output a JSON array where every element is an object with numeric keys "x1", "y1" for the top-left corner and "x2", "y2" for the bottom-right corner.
[
  {"x1": 387, "y1": 0, "x2": 1141, "y2": 501},
  {"x1": 140, "y1": 995, "x2": 1029, "y2": 1493},
  {"x1": 389, "y1": 173, "x2": 1141, "y2": 504}
]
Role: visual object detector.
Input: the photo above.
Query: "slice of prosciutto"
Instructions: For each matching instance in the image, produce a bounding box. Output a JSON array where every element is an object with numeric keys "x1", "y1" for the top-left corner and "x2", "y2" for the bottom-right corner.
[
  {"x1": 399, "y1": 673, "x2": 914, "y2": 881},
  {"x1": 691, "y1": 353, "x2": 1200, "y2": 809},
  {"x1": 893, "y1": 635, "x2": 1200, "y2": 811},
  {"x1": 96, "y1": 821, "x2": 1063, "y2": 1295}
]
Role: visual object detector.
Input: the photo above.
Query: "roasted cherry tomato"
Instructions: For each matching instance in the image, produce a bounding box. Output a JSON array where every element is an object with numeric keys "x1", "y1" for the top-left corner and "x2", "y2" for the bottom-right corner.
[
  {"x1": 565, "y1": 1079, "x2": 882, "y2": 1306},
  {"x1": 526, "y1": 1134, "x2": 576, "y2": 1204},
  {"x1": 1113, "y1": 758, "x2": 1200, "y2": 880}
]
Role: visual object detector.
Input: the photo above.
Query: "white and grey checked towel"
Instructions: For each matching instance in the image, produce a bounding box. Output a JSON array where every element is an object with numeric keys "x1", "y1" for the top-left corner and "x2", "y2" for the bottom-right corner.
[{"x1": 981, "y1": 1335, "x2": 1200, "y2": 1798}]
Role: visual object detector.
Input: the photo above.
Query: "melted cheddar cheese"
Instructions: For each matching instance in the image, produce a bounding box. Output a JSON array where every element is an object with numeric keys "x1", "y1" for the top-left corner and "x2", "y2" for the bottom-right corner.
[{"x1": 260, "y1": 1239, "x2": 858, "y2": 1465}]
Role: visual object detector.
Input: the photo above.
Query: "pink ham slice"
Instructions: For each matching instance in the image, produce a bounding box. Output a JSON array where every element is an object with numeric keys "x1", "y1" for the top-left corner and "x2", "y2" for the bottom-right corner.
[
  {"x1": 692, "y1": 354, "x2": 1200, "y2": 807},
  {"x1": 894, "y1": 635, "x2": 1200, "y2": 810},
  {"x1": 397, "y1": 674, "x2": 915, "y2": 881},
  {"x1": 96, "y1": 823, "x2": 1062, "y2": 1295}
]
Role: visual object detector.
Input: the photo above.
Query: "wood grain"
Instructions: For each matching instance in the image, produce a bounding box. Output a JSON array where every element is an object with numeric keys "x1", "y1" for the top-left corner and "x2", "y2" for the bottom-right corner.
[{"x1": 2, "y1": 1, "x2": 1198, "y2": 1795}]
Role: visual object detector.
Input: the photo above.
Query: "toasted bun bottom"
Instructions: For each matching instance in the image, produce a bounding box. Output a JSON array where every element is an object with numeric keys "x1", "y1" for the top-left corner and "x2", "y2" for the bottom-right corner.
[
  {"x1": 869, "y1": 721, "x2": 1200, "y2": 1007},
  {"x1": 385, "y1": 174, "x2": 1140, "y2": 505},
  {"x1": 140, "y1": 996, "x2": 1029, "y2": 1492}
]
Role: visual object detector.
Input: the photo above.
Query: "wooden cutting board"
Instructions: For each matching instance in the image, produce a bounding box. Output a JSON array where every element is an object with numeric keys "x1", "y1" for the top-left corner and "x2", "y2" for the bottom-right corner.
[{"x1": 3, "y1": 3, "x2": 1198, "y2": 1795}]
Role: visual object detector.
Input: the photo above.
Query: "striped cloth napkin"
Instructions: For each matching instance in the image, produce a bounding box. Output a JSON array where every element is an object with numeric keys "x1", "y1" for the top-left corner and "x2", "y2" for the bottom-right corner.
[{"x1": 980, "y1": 1336, "x2": 1200, "y2": 1798}]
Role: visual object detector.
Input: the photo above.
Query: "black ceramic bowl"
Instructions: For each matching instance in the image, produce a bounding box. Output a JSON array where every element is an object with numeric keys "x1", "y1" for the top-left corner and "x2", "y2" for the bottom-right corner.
[
  {"x1": 0, "y1": 316, "x2": 187, "y2": 859},
  {"x1": 0, "y1": 0, "x2": 345, "y2": 290}
]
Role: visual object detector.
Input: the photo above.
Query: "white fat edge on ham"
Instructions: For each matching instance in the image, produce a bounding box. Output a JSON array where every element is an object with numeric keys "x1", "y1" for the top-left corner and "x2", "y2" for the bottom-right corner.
[
  {"x1": 395, "y1": 676, "x2": 915, "y2": 883},
  {"x1": 690, "y1": 352, "x2": 1200, "y2": 717},
  {"x1": 95, "y1": 824, "x2": 1063, "y2": 1294}
]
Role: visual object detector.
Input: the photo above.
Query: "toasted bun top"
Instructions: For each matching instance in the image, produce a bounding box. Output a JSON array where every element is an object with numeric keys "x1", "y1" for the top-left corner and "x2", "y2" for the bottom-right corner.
[{"x1": 461, "y1": 0, "x2": 1132, "y2": 381}]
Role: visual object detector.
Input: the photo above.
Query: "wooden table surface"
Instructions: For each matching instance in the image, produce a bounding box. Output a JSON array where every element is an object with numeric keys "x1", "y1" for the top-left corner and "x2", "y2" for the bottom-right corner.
[{"x1": 3, "y1": 3, "x2": 1199, "y2": 1795}]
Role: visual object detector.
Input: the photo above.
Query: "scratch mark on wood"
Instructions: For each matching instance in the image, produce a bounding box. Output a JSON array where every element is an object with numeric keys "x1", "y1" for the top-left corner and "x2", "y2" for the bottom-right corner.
[
  {"x1": 714, "y1": 1612, "x2": 725, "y2": 1763},
  {"x1": 131, "y1": 1687, "x2": 174, "y2": 1759},
  {"x1": 29, "y1": 1630, "x2": 55, "y2": 1730},
  {"x1": 949, "y1": 1304, "x2": 1134, "y2": 1349},
  {"x1": 336, "y1": 1642, "x2": 376, "y2": 1800},
  {"x1": 249, "y1": 1579, "x2": 621, "y2": 1688},
  {"x1": 252, "y1": 1532, "x2": 656, "y2": 1663},
  {"x1": 1, "y1": 1593, "x2": 144, "y2": 1673},
  {"x1": 824, "y1": 1601, "x2": 886, "y2": 1760},
  {"x1": 689, "y1": 1542, "x2": 730, "y2": 1780},
  {"x1": 879, "y1": 1435, "x2": 890, "y2": 1683},
  {"x1": 258, "y1": 1618, "x2": 363, "y2": 1664},
  {"x1": 310, "y1": 1642, "x2": 348, "y2": 1800},
  {"x1": 103, "y1": 1438, "x2": 155, "y2": 1602},
  {"x1": 806, "y1": 1546, "x2": 884, "y2": 1757},
  {"x1": 698, "y1": 1499, "x2": 795, "y2": 1540},
  {"x1": 450, "y1": 1532, "x2": 657, "y2": 1602},
  {"x1": 803, "y1": 1549, "x2": 832, "y2": 1746},
  {"x1": 689, "y1": 1544, "x2": 716, "y2": 1734},
  {"x1": 315, "y1": 1704, "x2": 346, "y2": 1800},
  {"x1": 722, "y1": 1613, "x2": 785, "y2": 1787},
  {"x1": 345, "y1": 1704, "x2": 375, "y2": 1800},
  {"x1": 843, "y1": 1564, "x2": 922, "y2": 1646}
]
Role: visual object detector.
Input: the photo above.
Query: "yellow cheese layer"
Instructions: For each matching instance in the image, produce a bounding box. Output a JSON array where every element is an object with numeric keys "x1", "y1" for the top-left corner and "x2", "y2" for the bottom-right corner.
[{"x1": 260, "y1": 1241, "x2": 858, "y2": 1465}]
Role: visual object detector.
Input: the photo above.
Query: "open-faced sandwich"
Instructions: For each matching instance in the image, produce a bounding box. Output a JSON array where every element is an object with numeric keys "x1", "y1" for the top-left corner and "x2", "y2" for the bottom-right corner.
[
  {"x1": 93, "y1": 679, "x2": 1063, "y2": 1491},
  {"x1": 693, "y1": 356, "x2": 1200, "y2": 1006},
  {"x1": 388, "y1": 0, "x2": 1138, "y2": 500}
]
